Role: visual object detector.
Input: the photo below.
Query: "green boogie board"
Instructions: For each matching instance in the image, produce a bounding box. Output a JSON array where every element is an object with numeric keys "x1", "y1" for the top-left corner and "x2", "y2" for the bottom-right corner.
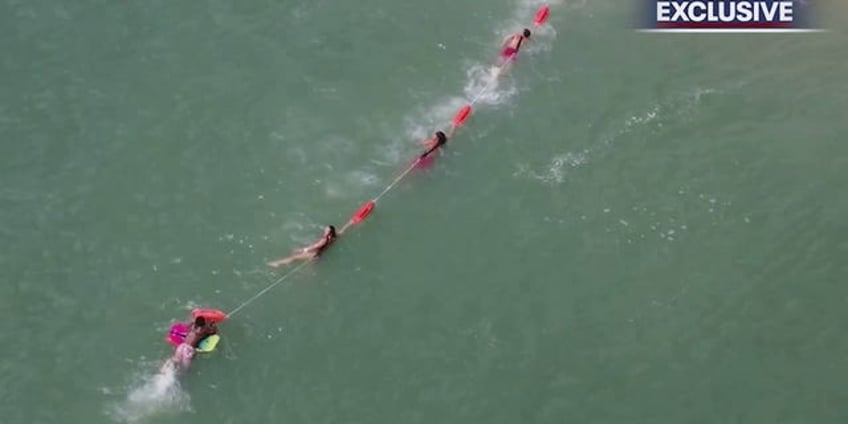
[{"x1": 196, "y1": 334, "x2": 220, "y2": 353}]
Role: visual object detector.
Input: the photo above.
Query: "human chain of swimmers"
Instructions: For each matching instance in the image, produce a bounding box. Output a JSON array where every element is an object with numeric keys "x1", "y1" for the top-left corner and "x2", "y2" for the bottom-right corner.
[
  {"x1": 236, "y1": 5, "x2": 552, "y2": 314},
  {"x1": 162, "y1": 5, "x2": 552, "y2": 371},
  {"x1": 265, "y1": 4, "x2": 551, "y2": 270},
  {"x1": 198, "y1": 4, "x2": 553, "y2": 333}
]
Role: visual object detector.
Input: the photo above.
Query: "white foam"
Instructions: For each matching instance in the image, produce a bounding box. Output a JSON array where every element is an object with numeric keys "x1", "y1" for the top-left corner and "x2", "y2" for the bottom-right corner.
[
  {"x1": 402, "y1": 97, "x2": 467, "y2": 142},
  {"x1": 395, "y1": 2, "x2": 561, "y2": 153},
  {"x1": 324, "y1": 170, "x2": 379, "y2": 199},
  {"x1": 463, "y1": 63, "x2": 516, "y2": 107},
  {"x1": 106, "y1": 361, "x2": 191, "y2": 423},
  {"x1": 513, "y1": 150, "x2": 588, "y2": 185}
]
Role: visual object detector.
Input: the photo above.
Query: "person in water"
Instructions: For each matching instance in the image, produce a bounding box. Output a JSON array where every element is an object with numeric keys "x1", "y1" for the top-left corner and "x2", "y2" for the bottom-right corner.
[
  {"x1": 419, "y1": 128, "x2": 454, "y2": 159},
  {"x1": 267, "y1": 225, "x2": 337, "y2": 268},
  {"x1": 169, "y1": 316, "x2": 217, "y2": 369},
  {"x1": 499, "y1": 28, "x2": 531, "y2": 64}
]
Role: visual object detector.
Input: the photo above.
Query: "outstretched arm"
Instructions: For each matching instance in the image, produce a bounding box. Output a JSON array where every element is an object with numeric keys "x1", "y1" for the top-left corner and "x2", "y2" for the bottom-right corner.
[
  {"x1": 303, "y1": 238, "x2": 328, "y2": 252},
  {"x1": 338, "y1": 220, "x2": 354, "y2": 235},
  {"x1": 446, "y1": 125, "x2": 456, "y2": 138}
]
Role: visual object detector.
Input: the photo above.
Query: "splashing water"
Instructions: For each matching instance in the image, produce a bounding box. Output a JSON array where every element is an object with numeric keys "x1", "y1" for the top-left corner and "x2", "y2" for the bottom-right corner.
[
  {"x1": 106, "y1": 361, "x2": 191, "y2": 423},
  {"x1": 400, "y1": 2, "x2": 560, "y2": 140},
  {"x1": 463, "y1": 63, "x2": 517, "y2": 106},
  {"x1": 514, "y1": 150, "x2": 589, "y2": 185},
  {"x1": 403, "y1": 96, "x2": 468, "y2": 141}
]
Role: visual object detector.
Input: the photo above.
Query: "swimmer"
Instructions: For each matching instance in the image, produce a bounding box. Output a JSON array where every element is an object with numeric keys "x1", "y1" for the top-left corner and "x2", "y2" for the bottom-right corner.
[
  {"x1": 164, "y1": 315, "x2": 217, "y2": 370},
  {"x1": 183, "y1": 316, "x2": 217, "y2": 347},
  {"x1": 418, "y1": 127, "x2": 455, "y2": 159},
  {"x1": 267, "y1": 225, "x2": 337, "y2": 268},
  {"x1": 498, "y1": 28, "x2": 531, "y2": 66}
]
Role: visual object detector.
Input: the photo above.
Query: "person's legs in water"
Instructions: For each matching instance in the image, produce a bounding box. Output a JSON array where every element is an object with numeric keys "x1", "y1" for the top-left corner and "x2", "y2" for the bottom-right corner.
[
  {"x1": 174, "y1": 343, "x2": 195, "y2": 369},
  {"x1": 268, "y1": 250, "x2": 315, "y2": 267}
]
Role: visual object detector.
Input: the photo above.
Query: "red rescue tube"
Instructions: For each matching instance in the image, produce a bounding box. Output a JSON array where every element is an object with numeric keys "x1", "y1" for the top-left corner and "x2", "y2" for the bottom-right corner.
[
  {"x1": 191, "y1": 308, "x2": 228, "y2": 323},
  {"x1": 453, "y1": 105, "x2": 472, "y2": 127},
  {"x1": 352, "y1": 200, "x2": 375, "y2": 224},
  {"x1": 534, "y1": 5, "x2": 550, "y2": 26}
]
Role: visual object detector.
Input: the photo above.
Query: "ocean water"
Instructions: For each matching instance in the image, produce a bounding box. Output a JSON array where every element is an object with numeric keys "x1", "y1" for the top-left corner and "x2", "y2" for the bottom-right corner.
[{"x1": 1, "y1": 0, "x2": 846, "y2": 423}]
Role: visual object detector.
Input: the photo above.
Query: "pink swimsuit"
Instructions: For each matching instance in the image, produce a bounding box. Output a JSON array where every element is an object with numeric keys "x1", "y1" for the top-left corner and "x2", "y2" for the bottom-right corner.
[{"x1": 500, "y1": 46, "x2": 518, "y2": 60}]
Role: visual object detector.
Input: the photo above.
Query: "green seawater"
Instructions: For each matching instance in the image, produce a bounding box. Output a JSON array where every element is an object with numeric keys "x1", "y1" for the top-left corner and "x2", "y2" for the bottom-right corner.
[{"x1": 1, "y1": 0, "x2": 846, "y2": 423}]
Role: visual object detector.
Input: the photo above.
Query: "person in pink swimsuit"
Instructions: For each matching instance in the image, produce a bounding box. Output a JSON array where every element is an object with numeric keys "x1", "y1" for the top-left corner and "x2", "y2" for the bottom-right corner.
[{"x1": 499, "y1": 28, "x2": 532, "y2": 63}]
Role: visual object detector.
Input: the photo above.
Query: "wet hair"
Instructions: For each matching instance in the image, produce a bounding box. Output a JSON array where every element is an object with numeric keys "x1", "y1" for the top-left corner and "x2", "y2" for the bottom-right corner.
[
  {"x1": 194, "y1": 316, "x2": 206, "y2": 327},
  {"x1": 328, "y1": 225, "x2": 337, "y2": 238},
  {"x1": 523, "y1": 28, "x2": 531, "y2": 38},
  {"x1": 435, "y1": 131, "x2": 447, "y2": 146}
]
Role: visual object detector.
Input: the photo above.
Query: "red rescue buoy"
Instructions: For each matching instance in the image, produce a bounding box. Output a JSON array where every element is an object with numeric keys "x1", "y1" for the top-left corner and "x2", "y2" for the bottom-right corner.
[
  {"x1": 534, "y1": 5, "x2": 550, "y2": 26},
  {"x1": 453, "y1": 105, "x2": 472, "y2": 127},
  {"x1": 352, "y1": 200, "x2": 375, "y2": 224},
  {"x1": 191, "y1": 308, "x2": 228, "y2": 323}
]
